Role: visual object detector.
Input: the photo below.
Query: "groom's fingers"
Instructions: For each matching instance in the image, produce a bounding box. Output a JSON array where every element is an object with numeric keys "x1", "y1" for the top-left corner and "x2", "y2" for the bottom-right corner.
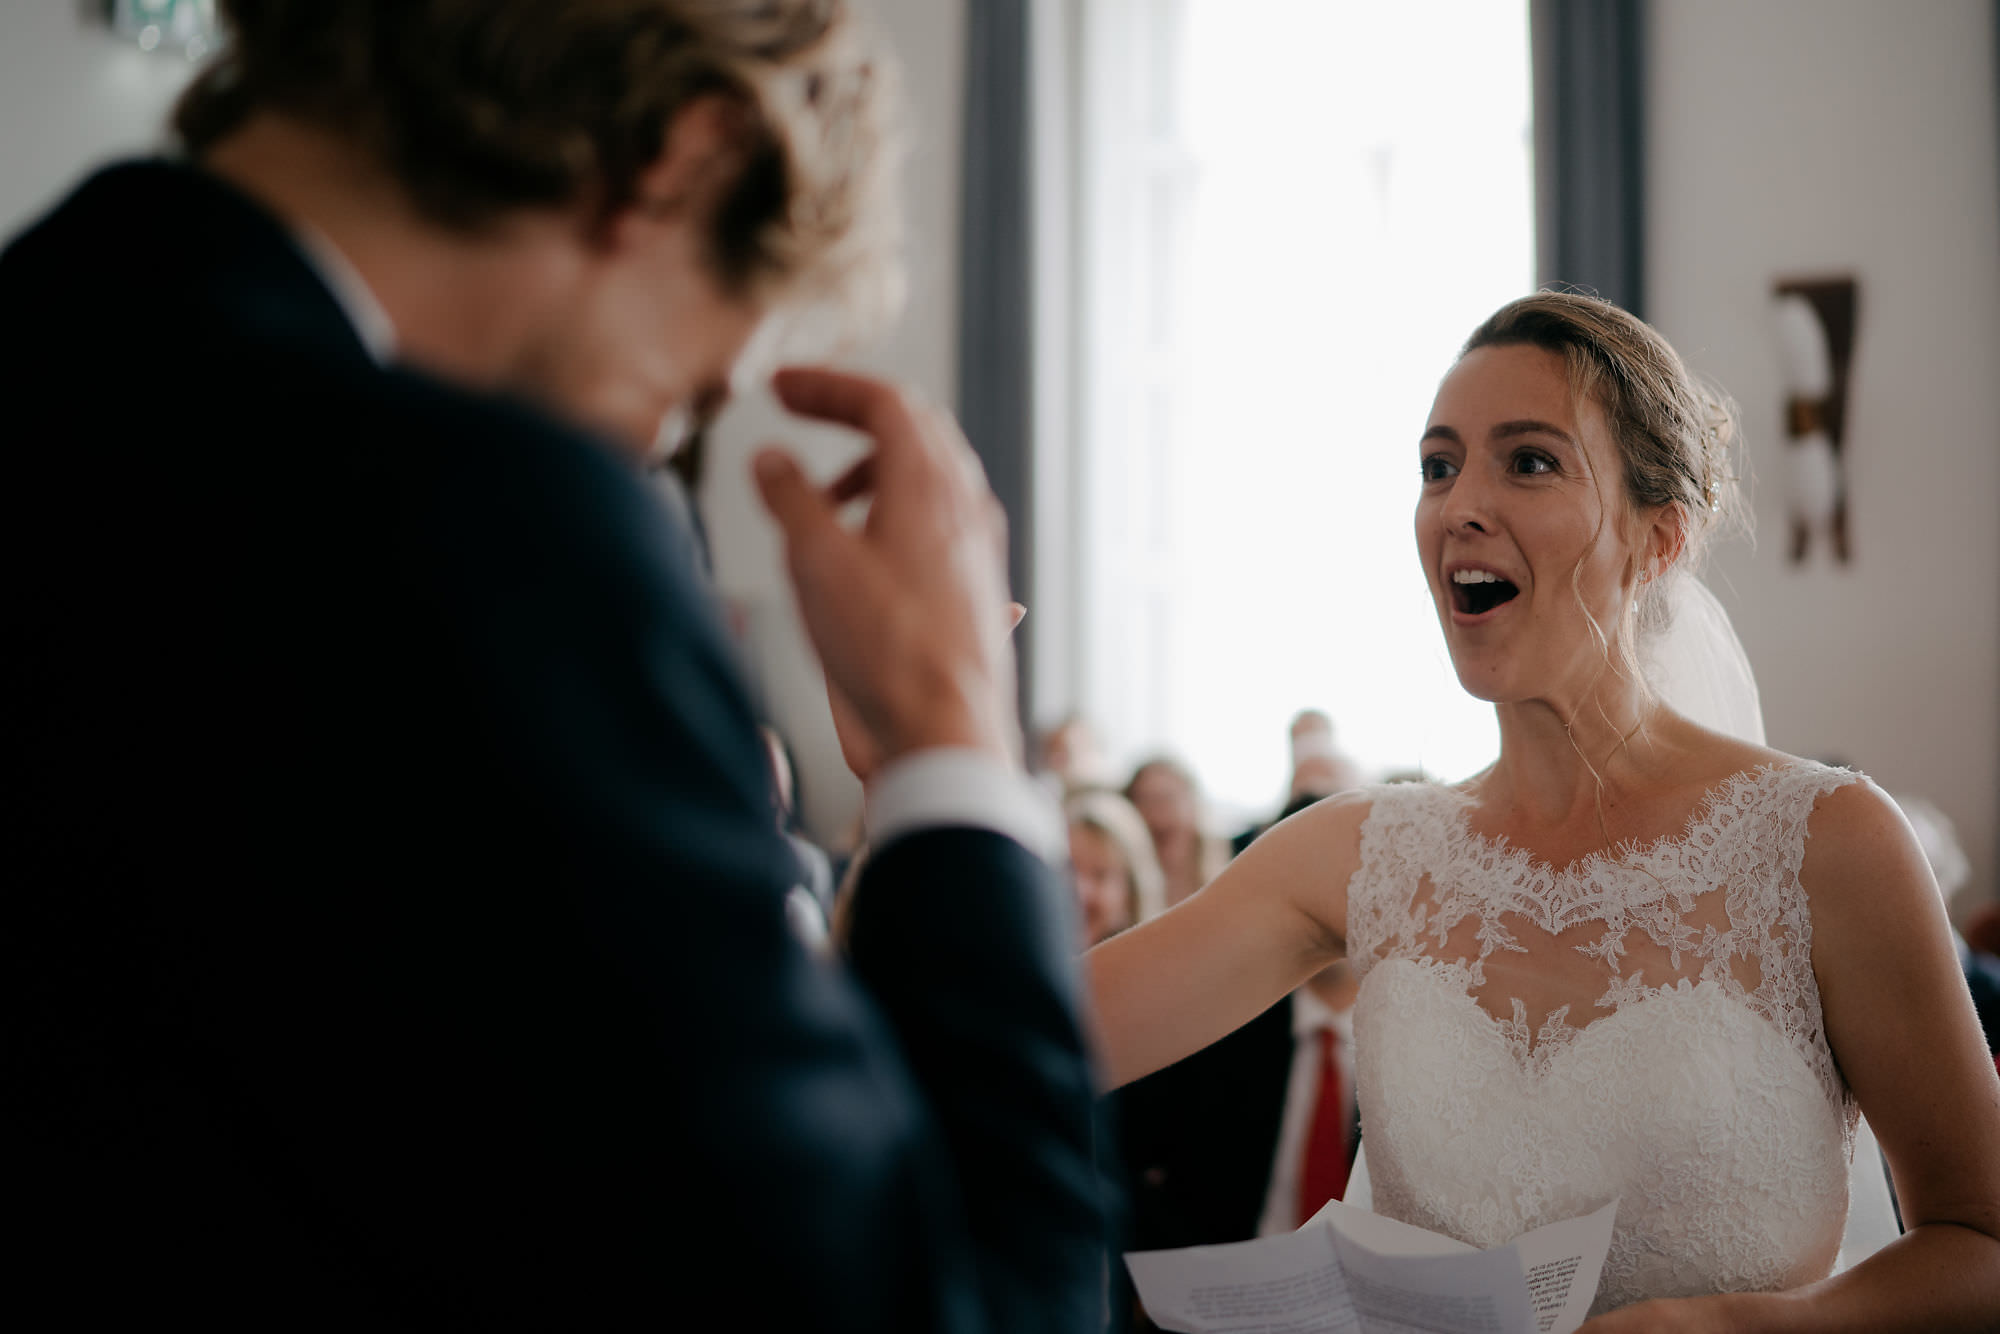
[
  {"x1": 773, "y1": 367, "x2": 922, "y2": 464},
  {"x1": 754, "y1": 448, "x2": 848, "y2": 561},
  {"x1": 776, "y1": 368, "x2": 980, "y2": 507},
  {"x1": 827, "y1": 454, "x2": 877, "y2": 506}
]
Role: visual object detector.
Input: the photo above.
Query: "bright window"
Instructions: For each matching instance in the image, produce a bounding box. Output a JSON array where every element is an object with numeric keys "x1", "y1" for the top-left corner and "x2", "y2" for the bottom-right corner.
[{"x1": 1066, "y1": 0, "x2": 1533, "y2": 822}]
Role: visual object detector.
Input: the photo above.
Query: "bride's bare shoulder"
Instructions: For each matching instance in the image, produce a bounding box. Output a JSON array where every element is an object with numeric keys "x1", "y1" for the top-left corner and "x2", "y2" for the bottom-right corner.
[
  {"x1": 1225, "y1": 784, "x2": 1409, "y2": 895},
  {"x1": 1214, "y1": 788, "x2": 1385, "y2": 953},
  {"x1": 1251, "y1": 785, "x2": 1379, "y2": 850},
  {"x1": 1795, "y1": 769, "x2": 1925, "y2": 879}
]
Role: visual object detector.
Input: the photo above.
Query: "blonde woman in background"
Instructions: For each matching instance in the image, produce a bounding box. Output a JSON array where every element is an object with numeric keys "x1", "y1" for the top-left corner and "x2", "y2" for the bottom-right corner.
[
  {"x1": 1066, "y1": 788, "x2": 1167, "y2": 946},
  {"x1": 1125, "y1": 756, "x2": 1235, "y2": 908}
]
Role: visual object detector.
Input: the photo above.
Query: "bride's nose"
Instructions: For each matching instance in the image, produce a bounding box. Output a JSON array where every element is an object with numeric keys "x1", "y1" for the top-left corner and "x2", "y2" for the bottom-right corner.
[{"x1": 1442, "y1": 465, "x2": 1496, "y2": 534}]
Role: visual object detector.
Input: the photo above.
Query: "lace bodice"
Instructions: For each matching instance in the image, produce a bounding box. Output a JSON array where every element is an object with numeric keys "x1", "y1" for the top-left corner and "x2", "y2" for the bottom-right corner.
[{"x1": 1347, "y1": 762, "x2": 1864, "y2": 1313}]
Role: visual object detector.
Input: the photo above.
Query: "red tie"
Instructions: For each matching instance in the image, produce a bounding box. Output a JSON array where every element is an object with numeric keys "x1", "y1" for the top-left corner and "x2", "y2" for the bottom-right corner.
[{"x1": 1297, "y1": 1026, "x2": 1349, "y2": 1226}]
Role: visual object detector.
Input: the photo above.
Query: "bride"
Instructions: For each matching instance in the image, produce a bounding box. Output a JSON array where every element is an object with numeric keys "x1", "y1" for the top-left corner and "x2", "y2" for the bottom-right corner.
[{"x1": 1085, "y1": 293, "x2": 2000, "y2": 1329}]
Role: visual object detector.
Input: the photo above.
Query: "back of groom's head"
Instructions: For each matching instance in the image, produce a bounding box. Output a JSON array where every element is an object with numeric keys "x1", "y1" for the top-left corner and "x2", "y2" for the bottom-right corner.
[{"x1": 174, "y1": 0, "x2": 901, "y2": 316}]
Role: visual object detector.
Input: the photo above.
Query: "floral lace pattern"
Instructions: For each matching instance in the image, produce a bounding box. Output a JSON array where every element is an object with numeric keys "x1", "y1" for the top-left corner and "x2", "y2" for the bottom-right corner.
[{"x1": 1346, "y1": 762, "x2": 1863, "y2": 1312}]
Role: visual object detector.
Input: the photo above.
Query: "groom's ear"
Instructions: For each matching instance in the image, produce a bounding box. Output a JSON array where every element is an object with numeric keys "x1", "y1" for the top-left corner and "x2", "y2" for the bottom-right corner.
[{"x1": 593, "y1": 94, "x2": 747, "y2": 251}]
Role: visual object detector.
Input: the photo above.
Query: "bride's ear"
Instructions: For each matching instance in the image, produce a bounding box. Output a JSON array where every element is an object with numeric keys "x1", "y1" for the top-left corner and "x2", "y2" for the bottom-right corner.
[{"x1": 1642, "y1": 503, "x2": 1691, "y2": 581}]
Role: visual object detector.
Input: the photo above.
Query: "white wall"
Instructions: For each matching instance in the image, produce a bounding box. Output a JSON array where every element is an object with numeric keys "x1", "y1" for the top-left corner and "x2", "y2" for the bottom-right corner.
[
  {"x1": 0, "y1": 3, "x2": 196, "y2": 237},
  {"x1": 700, "y1": 0, "x2": 967, "y2": 844},
  {"x1": 1649, "y1": 0, "x2": 2000, "y2": 917}
]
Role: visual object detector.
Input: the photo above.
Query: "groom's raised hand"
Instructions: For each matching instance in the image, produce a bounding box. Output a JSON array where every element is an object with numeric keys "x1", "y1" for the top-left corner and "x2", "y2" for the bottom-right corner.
[
  {"x1": 822, "y1": 601, "x2": 1027, "y2": 784},
  {"x1": 754, "y1": 367, "x2": 1022, "y2": 777}
]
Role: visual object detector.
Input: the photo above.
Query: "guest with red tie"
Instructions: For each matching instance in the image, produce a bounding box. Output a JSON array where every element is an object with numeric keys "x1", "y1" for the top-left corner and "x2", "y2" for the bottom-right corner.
[{"x1": 1258, "y1": 961, "x2": 1362, "y2": 1236}]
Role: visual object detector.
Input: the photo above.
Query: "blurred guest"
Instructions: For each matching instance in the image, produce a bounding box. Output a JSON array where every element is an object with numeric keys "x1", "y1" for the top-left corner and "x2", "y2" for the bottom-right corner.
[
  {"x1": 1224, "y1": 708, "x2": 1368, "y2": 856},
  {"x1": 1965, "y1": 900, "x2": 2000, "y2": 960},
  {"x1": 1234, "y1": 710, "x2": 1367, "y2": 854},
  {"x1": 1066, "y1": 788, "x2": 1166, "y2": 946},
  {"x1": 1253, "y1": 961, "x2": 1361, "y2": 1235},
  {"x1": 1284, "y1": 710, "x2": 1364, "y2": 805},
  {"x1": 1037, "y1": 713, "x2": 1116, "y2": 797},
  {"x1": 1125, "y1": 756, "x2": 1233, "y2": 907}
]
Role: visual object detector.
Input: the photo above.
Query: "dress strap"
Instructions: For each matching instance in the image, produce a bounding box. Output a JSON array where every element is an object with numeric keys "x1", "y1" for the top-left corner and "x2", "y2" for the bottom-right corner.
[{"x1": 1347, "y1": 782, "x2": 1466, "y2": 980}]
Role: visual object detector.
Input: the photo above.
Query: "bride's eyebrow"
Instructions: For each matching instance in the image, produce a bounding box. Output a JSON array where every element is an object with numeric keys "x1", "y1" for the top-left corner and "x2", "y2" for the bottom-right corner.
[
  {"x1": 1420, "y1": 425, "x2": 1460, "y2": 446},
  {"x1": 1491, "y1": 419, "x2": 1578, "y2": 448}
]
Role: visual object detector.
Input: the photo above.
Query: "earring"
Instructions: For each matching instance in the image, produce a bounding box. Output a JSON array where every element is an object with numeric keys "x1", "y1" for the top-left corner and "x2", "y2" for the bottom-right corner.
[{"x1": 1638, "y1": 569, "x2": 1652, "y2": 584}]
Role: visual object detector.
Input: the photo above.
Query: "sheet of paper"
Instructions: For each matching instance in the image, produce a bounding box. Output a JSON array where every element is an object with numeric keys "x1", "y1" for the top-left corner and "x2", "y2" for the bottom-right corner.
[
  {"x1": 1124, "y1": 1225, "x2": 1363, "y2": 1333},
  {"x1": 1502, "y1": 1200, "x2": 1620, "y2": 1334},
  {"x1": 1126, "y1": 1199, "x2": 1619, "y2": 1334},
  {"x1": 1328, "y1": 1232, "x2": 1535, "y2": 1334},
  {"x1": 1307, "y1": 1200, "x2": 1477, "y2": 1258}
]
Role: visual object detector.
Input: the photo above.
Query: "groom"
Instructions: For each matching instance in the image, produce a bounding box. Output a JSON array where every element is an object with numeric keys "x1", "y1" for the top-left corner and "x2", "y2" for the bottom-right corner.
[{"x1": 2, "y1": 2, "x2": 1106, "y2": 1328}]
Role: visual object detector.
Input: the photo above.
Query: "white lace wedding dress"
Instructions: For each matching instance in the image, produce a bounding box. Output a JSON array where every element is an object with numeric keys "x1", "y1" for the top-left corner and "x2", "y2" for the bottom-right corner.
[{"x1": 1345, "y1": 760, "x2": 1876, "y2": 1314}]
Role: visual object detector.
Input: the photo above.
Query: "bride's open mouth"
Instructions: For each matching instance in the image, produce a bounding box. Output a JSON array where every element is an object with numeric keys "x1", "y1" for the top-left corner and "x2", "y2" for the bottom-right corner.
[{"x1": 1450, "y1": 569, "x2": 1520, "y2": 618}]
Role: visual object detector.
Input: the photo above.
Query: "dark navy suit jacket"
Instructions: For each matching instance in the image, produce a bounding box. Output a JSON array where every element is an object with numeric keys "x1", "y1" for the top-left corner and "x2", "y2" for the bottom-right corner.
[{"x1": 2, "y1": 162, "x2": 1106, "y2": 1330}]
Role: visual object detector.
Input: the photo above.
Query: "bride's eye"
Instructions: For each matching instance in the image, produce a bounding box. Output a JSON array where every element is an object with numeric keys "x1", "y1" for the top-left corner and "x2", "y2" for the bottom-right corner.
[
  {"x1": 1420, "y1": 454, "x2": 1458, "y2": 482},
  {"x1": 1511, "y1": 448, "x2": 1558, "y2": 476}
]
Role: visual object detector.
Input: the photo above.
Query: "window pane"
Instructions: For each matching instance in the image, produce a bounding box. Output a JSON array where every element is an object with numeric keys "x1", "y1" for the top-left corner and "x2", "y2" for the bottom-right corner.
[{"x1": 1076, "y1": 0, "x2": 1533, "y2": 821}]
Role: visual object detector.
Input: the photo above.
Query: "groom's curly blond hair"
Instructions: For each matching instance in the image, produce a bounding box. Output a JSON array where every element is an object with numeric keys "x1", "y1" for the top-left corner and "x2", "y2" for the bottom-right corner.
[{"x1": 174, "y1": 0, "x2": 903, "y2": 321}]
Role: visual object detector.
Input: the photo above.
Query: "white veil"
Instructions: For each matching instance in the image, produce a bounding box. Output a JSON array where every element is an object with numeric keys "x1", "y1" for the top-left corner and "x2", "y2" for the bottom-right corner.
[
  {"x1": 1639, "y1": 575, "x2": 1765, "y2": 745},
  {"x1": 1348, "y1": 572, "x2": 1902, "y2": 1268},
  {"x1": 1645, "y1": 574, "x2": 1899, "y2": 1269}
]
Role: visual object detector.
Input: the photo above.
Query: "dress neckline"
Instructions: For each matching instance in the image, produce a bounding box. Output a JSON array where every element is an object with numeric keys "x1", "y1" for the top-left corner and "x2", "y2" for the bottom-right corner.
[
  {"x1": 1349, "y1": 759, "x2": 1863, "y2": 1123},
  {"x1": 1435, "y1": 759, "x2": 1824, "y2": 889}
]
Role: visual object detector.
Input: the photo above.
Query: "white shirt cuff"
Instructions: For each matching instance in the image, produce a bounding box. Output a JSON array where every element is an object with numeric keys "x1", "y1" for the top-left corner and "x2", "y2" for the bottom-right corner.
[{"x1": 863, "y1": 749, "x2": 1065, "y2": 864}]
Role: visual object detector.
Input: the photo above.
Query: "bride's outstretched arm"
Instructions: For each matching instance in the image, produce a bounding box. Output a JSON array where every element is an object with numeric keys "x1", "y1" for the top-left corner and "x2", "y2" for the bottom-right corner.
[
  {"x1": 1083, "y1": 791, "x2": 1367, "y2": 1089},
  {"x1": 1585, "y1": 779, "x2": 2000, "y2": 1333}
]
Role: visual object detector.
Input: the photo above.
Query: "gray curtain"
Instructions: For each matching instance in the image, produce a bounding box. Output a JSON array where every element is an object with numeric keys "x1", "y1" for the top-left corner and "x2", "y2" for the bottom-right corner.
[
  {"x1": 957, "y1": 0, "x2": 1037, "y2": 721},
  {"x1": 1532, "y1": 0, "x2": 1648, "y2": 317}
]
